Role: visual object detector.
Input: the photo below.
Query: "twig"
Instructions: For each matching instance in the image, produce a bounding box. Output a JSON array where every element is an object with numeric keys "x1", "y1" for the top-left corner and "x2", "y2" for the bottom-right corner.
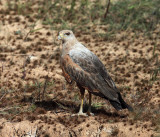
[
  {"x1": 24, "y1": 126, "x2": 38, "y2": 137},
  {"x1": 0, "y1": 106, "x2": 20, "y2": 112},
  {"x1": 22, "y1": 59, "x2": 26, "y2": 80},
  {"x1": 22, "y1": 58, "x2": 28, "y2": 101},
  {"x1": 69, "y1": 130, "x2": 77, "y2": 137},
  {"x1": 1, "y1": 62, "x2": 4, "y2": 72},
  {"x1": 24, "y1": 28, "x2": 43, "y2": 41},
  {"x1": 0, "y1": 53, "x2": 29, "y2": 56},
  {"x1": 54, "y1": 100, "x2": 69, "y2": 110},
  {"x1": 42, "y1": 75, "x2": 49, "y2": 100},
  {"x1": 69, "y1": 0, "x2": 76, "y2": 15},
  {"x1": 0, "y1": 93, "x2": 7, "y2": 101},
  {"x1": 104, "y1": 0, "x2": 110, "y2": 19}
]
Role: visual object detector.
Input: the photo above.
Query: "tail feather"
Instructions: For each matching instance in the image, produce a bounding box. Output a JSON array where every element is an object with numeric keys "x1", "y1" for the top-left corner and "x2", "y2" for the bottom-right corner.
[{"x1": 109, "y1": 93, "x2": 133, "y2": 112}]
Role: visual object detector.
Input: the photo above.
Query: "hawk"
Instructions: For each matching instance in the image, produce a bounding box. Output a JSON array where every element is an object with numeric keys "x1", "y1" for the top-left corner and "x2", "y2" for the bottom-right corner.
[{"x1": 58, "y1": 30, "x2": 133, "y2": 116}]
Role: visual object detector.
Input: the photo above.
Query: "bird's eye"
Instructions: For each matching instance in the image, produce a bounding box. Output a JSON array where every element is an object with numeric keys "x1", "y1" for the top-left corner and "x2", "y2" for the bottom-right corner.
[{"x1": 65, "y1": 32, "x2": 70, "y2": 36}]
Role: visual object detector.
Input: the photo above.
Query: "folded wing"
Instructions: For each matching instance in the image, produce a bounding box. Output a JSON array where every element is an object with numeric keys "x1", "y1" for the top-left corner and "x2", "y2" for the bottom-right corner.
[{"x1": 61, "y1": 44, "x2": 122, "y2": 103}]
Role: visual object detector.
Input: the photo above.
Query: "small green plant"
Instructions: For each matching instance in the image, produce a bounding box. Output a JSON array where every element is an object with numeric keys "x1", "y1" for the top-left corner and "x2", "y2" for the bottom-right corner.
[
  {"x1": 24, "y1": 23, "x2": 43, "y2": 41},
  {"x1": 151, "y1": 66, "x2": 160, "y2": 81},
  {"x1": 28, "y1": 104, "x2": 37, "y2": 112},
  {"x1": 6, "y1": 0, "x2": 32, "y2": 15},
  {"x1": 5, "y1": 0, "x2": 160, "y2": 38},
  {"x1": 150, "y1": 44, "x2": 160, "y2": 82},
  {"x1": 103, "y1": 0, "x2": 160, "y2": 32},
  {"x1": 23, "y1": 79, "x2": 55, "y2": 102},
  {"x1": 92, "y1": 102, "x2": 105, "y2": 109}
]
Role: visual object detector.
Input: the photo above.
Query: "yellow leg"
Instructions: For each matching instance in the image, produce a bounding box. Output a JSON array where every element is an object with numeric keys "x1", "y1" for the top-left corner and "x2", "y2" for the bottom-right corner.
[
  {"x1": 72, "y1": 94, "x2": 87, "y2": 116},
  {"x1": 72, "y1": 85, "x2": 94, "y2": 116},
  {"x1": 72, "y1": 85, "x2": 87, "y2": 116},
  {"x1": 79, "y1": 92, "x2": 84, "y2": 113}
]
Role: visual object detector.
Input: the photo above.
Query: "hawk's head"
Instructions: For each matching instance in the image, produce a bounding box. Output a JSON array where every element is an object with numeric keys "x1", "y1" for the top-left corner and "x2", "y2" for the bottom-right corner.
[{"x1": 58, "y1": 30, "x2": 75, "y2": 43}]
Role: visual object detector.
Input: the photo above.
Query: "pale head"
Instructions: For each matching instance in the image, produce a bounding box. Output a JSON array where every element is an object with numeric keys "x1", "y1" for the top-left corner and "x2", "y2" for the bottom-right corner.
[{"x1": 58, "y1": 30, "x2": 76, "y2": 43}]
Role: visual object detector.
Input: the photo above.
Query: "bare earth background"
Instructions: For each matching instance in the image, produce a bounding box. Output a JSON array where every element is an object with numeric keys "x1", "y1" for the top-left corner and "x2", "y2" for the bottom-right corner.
[{"x1": 0, "y1": 0, "x2": 160, "y2": 137}]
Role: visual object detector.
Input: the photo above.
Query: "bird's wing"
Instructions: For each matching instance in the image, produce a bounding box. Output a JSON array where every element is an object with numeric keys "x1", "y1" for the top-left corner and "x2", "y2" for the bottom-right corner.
[
  {"x1": 61, "y1": 44, "x2": 120, "y2": 102},
  {"x1": 61, "y1": 54, "x2": 88, "y2": 86},
  {"x1": 61, "y1": 62, "x2": 72, "y2": 84}
]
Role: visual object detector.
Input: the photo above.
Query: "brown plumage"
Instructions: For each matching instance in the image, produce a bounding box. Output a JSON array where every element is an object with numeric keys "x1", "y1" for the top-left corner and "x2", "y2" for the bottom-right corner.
[{"x1": 58, "y1": 30, "x2": 133, "y2": 116}]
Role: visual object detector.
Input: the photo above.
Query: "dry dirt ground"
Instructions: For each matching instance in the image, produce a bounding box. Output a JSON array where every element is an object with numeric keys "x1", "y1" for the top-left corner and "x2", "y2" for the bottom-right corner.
[{"x1": 0, "y1": 1, "x2": 160, "y2": 137}]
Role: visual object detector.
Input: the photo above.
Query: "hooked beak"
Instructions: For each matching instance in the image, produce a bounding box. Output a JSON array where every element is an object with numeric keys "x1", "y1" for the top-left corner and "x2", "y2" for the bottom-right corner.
[{"x1": 58, "y1": 33, "x2": 63, "y2": 40}]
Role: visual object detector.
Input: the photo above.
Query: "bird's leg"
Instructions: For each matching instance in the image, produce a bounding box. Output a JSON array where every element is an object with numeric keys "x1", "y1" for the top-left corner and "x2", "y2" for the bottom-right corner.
[
  {"x1": 78, "y1": 90, "x2": 85, "y2": 114},
  {"x1": 87, "y1": 92, "x2": 94, "y2": 116},
  {"x1": 72, "y1": 84, "x2": 87, "y2": 116}
]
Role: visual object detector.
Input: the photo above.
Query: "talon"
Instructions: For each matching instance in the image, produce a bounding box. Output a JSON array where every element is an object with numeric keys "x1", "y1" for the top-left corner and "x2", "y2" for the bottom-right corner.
[
  {"x1": 71, "y1": 112, "x2": 88, "y2": 117},
  {"x1": 87, "y1": 112, "x2": 94, "y2": 116}
]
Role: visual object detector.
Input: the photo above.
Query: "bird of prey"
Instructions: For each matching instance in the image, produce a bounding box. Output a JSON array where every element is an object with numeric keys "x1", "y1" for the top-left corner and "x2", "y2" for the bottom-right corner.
[{"x1": 58, "y1": 30, "x2": 133, "y2": 116}]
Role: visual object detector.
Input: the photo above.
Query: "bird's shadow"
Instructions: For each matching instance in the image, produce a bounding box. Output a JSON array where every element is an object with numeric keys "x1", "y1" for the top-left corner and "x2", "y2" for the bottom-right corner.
[{"x1": 33, "y1": 99, "x2": 127, "y2": 119}]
